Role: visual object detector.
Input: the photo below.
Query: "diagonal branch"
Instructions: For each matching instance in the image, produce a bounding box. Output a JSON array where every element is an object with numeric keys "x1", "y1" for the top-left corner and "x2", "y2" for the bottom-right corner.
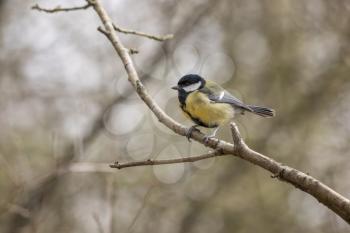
[
  {"x1": 229, "y1": 123, "x2": 350, "y2": 223},
  {"x1": 88, "y1": 0, "x2": 350, "y2": 224},
  {"x1": 110, "y1": 150, "x2": 225, "y2": 169},
  {"x1": 31, "y1": 3, "x2": 91, "y2": 13}
]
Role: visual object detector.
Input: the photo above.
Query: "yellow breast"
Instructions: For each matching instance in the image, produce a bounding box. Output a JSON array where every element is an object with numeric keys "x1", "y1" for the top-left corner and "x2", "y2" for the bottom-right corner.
[{"x1": 182, "y1": 91, "x2": 234, "y2": 127}]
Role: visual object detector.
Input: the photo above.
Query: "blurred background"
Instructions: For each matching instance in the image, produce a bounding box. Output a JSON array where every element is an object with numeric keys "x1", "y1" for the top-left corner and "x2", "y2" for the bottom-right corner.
[{"x1": 1, "y1": 0, "x2": 350, "y2": 232}]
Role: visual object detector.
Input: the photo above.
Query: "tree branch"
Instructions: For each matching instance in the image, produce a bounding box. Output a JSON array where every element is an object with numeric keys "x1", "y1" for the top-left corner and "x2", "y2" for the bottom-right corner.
[
  {"x1": 88, "y1": 0, "x2": 350, "y2": 224},
  {"x1": 31, "y1": 3, "x2": 91, "y2": 13},
  {"x1": 113, "y1": 23, "x2": 173, "y2": 42},
  {"x1": 110, "y1": 150, "x2": 225, "y2": 169}
]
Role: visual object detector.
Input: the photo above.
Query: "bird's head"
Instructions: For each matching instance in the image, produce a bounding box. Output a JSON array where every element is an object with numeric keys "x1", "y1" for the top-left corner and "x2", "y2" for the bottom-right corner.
[{"x1": 171, "y1": 74, "x2": 205, "y2": 93}]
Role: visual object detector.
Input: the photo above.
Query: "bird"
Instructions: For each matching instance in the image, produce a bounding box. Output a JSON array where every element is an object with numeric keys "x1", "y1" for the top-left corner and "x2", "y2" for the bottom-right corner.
[{"x1": 171, "y1": 74, "x2": 275, "y2": 141}]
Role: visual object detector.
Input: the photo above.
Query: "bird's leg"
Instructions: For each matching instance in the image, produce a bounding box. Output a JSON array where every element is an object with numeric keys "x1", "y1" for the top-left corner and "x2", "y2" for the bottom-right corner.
[
  {"x1": 204, "y1": 127, "x2": 219, "y2": 144},
  {"x1": 186, "y1": 125, "x2": 201, "y2": 142}
]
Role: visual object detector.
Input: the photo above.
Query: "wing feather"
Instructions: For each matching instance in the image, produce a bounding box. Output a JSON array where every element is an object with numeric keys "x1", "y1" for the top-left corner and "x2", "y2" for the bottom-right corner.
[{"x1": 199, "y1": 81, "x2": 252, "y2": 111}]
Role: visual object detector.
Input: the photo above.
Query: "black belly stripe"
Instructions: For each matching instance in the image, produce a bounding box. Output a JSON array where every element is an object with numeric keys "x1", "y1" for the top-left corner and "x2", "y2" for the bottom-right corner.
[{"x1": 180, "y1": 105, "x2": 218, "y2": 128}]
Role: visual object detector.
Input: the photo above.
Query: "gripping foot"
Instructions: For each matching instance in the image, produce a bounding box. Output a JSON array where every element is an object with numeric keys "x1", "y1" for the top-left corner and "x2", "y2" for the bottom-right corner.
[
  {"x1": 203, "y1": 127, "x2": 219, "y2": 144},
  {"x1": 203, "y1": 135, "x2": 215, "y2": 144},
  {"x1": 186, "y1": 125, "x2": 200, "y2": 142}
]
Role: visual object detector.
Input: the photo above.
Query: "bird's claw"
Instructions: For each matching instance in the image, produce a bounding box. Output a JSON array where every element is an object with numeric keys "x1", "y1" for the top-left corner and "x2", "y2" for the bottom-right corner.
[
  {"x1": 203, "y1": 135, "x2": 215, "y2": 144},
  {"x1": 186, "y1": 125, "x2": 200, "y2": 142}
]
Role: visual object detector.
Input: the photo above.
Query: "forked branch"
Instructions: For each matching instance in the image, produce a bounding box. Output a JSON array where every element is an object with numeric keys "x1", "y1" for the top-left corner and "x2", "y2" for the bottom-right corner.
[
  {"x1": 86, "y1": 0, "x2": 350, "y2": 223},
  {"x1": 32, "y1": 2, "x2": 172, "y2": 42}
]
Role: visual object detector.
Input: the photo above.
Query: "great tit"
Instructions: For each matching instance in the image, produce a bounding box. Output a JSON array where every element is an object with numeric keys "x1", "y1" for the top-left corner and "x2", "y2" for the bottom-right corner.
[{"x1": 172, "y1": 74, "x2": 275, "y2": 141}]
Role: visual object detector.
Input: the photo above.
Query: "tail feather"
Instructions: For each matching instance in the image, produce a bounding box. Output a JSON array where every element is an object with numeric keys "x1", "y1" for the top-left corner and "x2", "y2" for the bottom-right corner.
[{"x1": 247, "y1": 105, "x2": 275, "y2": 117}]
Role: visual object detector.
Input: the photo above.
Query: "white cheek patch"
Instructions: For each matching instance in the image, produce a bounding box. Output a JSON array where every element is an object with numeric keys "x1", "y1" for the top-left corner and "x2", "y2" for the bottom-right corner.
[{"x1": 183, "y1": 82, "x2": 201, "y2": 92}]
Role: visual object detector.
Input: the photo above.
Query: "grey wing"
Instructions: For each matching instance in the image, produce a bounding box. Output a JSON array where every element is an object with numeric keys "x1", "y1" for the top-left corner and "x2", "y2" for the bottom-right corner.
[{"x1": 200, "y1": 87, "x2": 253, "y2": 111}]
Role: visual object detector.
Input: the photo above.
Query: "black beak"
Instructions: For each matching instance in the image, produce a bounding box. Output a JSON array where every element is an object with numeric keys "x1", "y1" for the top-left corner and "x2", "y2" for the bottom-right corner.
[{"x1": 171, "y1": 86, "x2": 179, "y2": 90}]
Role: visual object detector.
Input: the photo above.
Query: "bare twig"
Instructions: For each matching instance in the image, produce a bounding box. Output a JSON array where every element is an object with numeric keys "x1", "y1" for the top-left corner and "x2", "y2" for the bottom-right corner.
[
  {"x1": 99, "y1": 23, "x2": 172, "y2": 46},
  {"x1": 128, "y1": 48, "x2": 139, "y2": 54},
  {"x1": 31, "y1": 3, "x2": 91, "y2": 13},
  {"x1": 113, "y1": 23, "x2": 173, "y2": 42},
  {"x1": 97, "y1": 26, "x2": 108, "y2": 36},
  {"x1": 97, "y1": 27, "x2": 139, "y2": 54},
  {"x1": 110, "y1": 150, "x2": 224, "y2": 169},
  {"x1": 89, "y1": 0, "x2": 350, "y2": 224}
]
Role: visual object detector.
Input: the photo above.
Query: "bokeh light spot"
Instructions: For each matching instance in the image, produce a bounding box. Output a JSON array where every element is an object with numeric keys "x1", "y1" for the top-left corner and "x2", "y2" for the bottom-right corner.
[{"x1": 153, "y1": 145, "x2": 185, "y2": 184}]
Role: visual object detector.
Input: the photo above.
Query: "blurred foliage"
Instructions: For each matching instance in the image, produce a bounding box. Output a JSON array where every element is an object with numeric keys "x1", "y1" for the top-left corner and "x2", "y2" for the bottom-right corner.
[{"x1": 1, "y1": 0, "x2": 350, "y2": 232}]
